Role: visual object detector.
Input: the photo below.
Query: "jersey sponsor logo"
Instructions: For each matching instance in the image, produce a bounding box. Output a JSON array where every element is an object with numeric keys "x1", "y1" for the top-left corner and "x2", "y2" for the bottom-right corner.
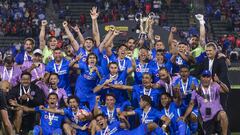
[{"x1": 57, "y1": 70, "x2": 67, "y2": 75}]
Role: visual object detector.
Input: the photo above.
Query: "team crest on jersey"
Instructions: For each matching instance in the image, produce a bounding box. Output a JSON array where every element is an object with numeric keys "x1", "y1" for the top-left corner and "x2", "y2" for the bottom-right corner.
[
  {"x1": 30, "y1": 91, "x2": 35, "y2": 96},
  {"x1": 44, "y1": 114, "x2": 48, "y2": 119},
  {"x1": 103, "y1": 55, "x2": 108, "y2": 58},
  {"x1": 58, "y1": 70, "x2": 67, "y2": 75},
  {"x1": 82, "y1": 58, "x2": 86, "y2": 62},
  {"x1": 113, "y1": 80, "x2": 123, "y2": 85}
]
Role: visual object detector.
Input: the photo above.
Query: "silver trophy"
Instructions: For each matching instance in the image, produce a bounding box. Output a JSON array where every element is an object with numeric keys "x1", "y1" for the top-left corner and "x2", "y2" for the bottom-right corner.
[{"x1": 135, "y1": 12, "x2": 155, "y2": 39}]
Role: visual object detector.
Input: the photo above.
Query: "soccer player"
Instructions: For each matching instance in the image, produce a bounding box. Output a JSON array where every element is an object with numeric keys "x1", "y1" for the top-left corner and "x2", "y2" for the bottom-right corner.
[
  {"x1": 110, "y1": 73, "x2": 162, "y2": 108},
  {"x1": 45, "y1": 48, "x2": 71, "y2": 96},
  {"x1": 94, "y1": 93, "x2": 121, "y2": 124},
  {"x1": 42, "y1": 96, "x2": 92, "y2": 135},
  {"x1": 159, "y1": 93, "x2": 190, "y2": 135},
  {"x1": 180, "y1": 70, "x2": 229, "y2": 135},
  {"x1": 172, "y1": 65, "x2": 199, "y2": 133},
  {"x1": 9, "y1": 93, "x2": 65, "y2": 135},
  {"x1": 75, "y1": 53, "x2": 103, "y2": 110},
  {"x1": 93, "y1": 62, "x2": 129, "y2": 105}
]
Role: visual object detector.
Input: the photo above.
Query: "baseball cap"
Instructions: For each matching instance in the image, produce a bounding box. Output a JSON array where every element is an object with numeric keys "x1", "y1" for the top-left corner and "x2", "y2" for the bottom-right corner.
[
  {"x1": 33, "y1": 49, "x2": 43, "y2": 55},
  {"x1": 201, "y1": 70, "x2": 212, "y2": 77}
]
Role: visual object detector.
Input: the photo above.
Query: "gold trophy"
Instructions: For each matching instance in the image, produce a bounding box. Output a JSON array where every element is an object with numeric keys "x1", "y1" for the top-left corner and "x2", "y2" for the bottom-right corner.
[{"x1": 135, "y1": 12, "x2": 155, "y2": 39}]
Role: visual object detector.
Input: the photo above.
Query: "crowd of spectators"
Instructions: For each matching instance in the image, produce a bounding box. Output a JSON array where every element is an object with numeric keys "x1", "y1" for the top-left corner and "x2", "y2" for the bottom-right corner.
[{"x1": 0, "y1": 0, "x2": 47, "y2": 37}]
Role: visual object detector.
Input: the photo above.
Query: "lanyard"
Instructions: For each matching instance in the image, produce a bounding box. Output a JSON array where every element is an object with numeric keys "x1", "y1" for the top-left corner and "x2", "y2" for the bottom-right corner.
[
  {"x1": 24, "y1": 52, "x2": 31, "y2": 61},
  {"x1": 107, "y1": 107, "x2": 115, "y2": 122},
  {"x1": 181, "y1": 78, "x2": 189, "y2": 95},
  {"x1": 49, "y1": 87, "x2": 58, "y2": 94},
  {"x1": 72, "y1": 109, "x2": 79, "y2": 124},
  {"x1": 142, "y1": 107, "x2": 151, "y2": 123},
  {"x1": 101, "y1": 126, "x2": 109, "y2": 135},
  {"x1": 48, "y1": 112, "x2": 55, "y2": 125},
  {"x1": 143, "y1": 87, "x2": 152, "y2": 96},
  {"x1": 157, "y1": 62, "x2": 164, "y2": 70},
  {"x1": 201, "y1": 85, "x2": 212, "y2": 102},
  {"x1": 165, "y1": 78, "x2": 173, "y2": 96},
  {"x1": 33, "y1": 63, "x2": 43, "y2": 79},
  {"x1": 164, "y1": 108, "x2": 171, "y2": 118},
  {"x1": 118, "y1": 59, "x2": 125, "y2": 71},
  {"x1": 2, "y1": 67, "x2": 13, "y2": 82},
  {"x1": 139, "y1": 63, "x2": 148, "y2": 72},
  {"x1": 19, "y1": 85, "x2": 30, "y2": 101},
  {"x1": 54, "y1": 60, "x2": 63, "y2": 73}
]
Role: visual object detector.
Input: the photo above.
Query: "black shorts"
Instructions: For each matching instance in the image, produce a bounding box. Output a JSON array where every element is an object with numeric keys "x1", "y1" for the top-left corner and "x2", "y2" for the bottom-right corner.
[
  {"x1": 0, "y1": 90, "x2": 8, "y2": 110},
  {"x1": 203, "y1": 111, "x2": 222, "y2": 134}
]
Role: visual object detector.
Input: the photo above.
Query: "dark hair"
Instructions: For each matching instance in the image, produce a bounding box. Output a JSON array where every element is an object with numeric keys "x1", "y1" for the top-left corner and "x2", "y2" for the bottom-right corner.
[
  {"x1": 159, "y1": 67, "x2": 169, "y2": 73},
  {"x1": 139, "y1": 46, "x2": 150, "y2": 51},
  {"x1": 161, "y1": 92, "x2": 172, "y2": 99},
  {"x1": 179, "y1": 65, "x2": 189, "y2": 70},
  {"x1": 4, "y1": 56, "x2": 14, "y2": 64},
  {"x1": 21, "y1": 72, "x2": 32, "y2": 79},
  {"x1": 117, "y1": 44, "x2": 128, "y2": 52},
  {"x1": 86, "y1": 53, "x2": 98, "y2": 65},
  {"x1": 142, "y1": 73, "x2": 153, "y2": 80},
  {"x1": 67, "y1": 96, "x2": 80, "y2": 105},
  {"x1": 54, "y1": 47, "x2": 62, "y2": 52},
  {"x1": 141, "y1": 95, "x2": 152, "y2": 105},
  {"x1": 127, "y1": 37, "x2": 135, "y2": 42},
  {"x1": 47, "y1": 92, "x2": 59, "y2": 99},
  {"x1": 106, "y1": 93, "x2": 116, "y2": 100},
  {"x1": 108, "y1": 62, "x2": 118, "y2": 68},
  {"x1": 156, "y1": 49, "x2": 165, "y2": 53},
  {"x1": 94, "y1": 113, "x2": 106, "y2": 119},
  {"x1": 48, "y1": 73, "x2": 59, "y2": 83},
  {"x1": 178, "y1": 42, "x2": 189, "y2": 46},
  {"x1": 47, "y1": 36, "x2": 57, "y2": 43}
]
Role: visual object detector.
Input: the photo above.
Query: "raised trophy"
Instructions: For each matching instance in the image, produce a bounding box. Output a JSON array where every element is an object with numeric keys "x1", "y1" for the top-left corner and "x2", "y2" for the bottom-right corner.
[{"x1": 135, "y1": 12, "x2": 155, "y2": 39}]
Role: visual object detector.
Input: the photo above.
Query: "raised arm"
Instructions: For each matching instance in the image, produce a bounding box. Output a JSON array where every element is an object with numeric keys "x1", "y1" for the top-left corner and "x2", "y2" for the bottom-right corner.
[
  {"x1": 98, "y1": 30, "x2": 114, "y2": 52},
  {"x1": 93, "y1": 79, "x2": 112, "y2": 93},
  {"x1": 63, "y1": 21, "x2": 80, "y2": 52},
  {"x1": 72, "y1": 25, "x2": 85, "y2": 46},
  {"x1": 90, "y1": 7, "x2": 100, "y2": 46},
  {"x1": 104, "y1": 30, "x2": 120, "y2": 56},
  {"x1": 196, "y1": 14, "x2": 206, "y2": 47},
  {"x1": 213, "y1": 74, "x2": 229, "y2": 93},
  {"x1": 168, "y1": 27, "x2": 177, "y2": 53},
  {"x1": 39, "y1": 20, "x2": 48, "y2": 50},
  {"x1": 9, "y1": 99, "x2": 35, "y2": 112}
]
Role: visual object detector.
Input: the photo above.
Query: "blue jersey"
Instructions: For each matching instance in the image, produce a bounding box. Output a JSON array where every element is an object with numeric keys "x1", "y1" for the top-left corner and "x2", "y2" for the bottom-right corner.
[
  {"x1": 100, "y1": 106, "x2": 119, "y2": 124},
  {"x1": 134, "y1": 107, "x2": 163, "y2": 124},
  {"x1": 172, "y1": 55, "x2": 189, "y2": 74},
  {"x1": 75, "y1": 62, "x2": 103, "y2": 101},
  {"x1": 152, "y1": 60, "x2": 173, "y2": 82},
  {"x1": 172, "y1": 76, "x2": 199, "y2": 106},
  {"x1": 15, "y1": 50, "x2": 32, "y2": 64},
  {"x1": 96, "y1": 121, "x2": 123, "y2": 135},
  {"x1": 100, "y1": 51, "x2": 117, "y2": 76},
  {"x1": 63, "y1": 106, "x2": 90, "y2": 135},
  {"x1": 34, "y1": 106, "x2": 64, "y2": 135},
  {"x1": 132, "y1": 85, "x2": 163, "y2": 108},
  {"x1": 112, "y1": 56, "x2": 132, "y2": 78},
  {"x1": 134, "y1": 60, "x2": 155, "y2": 84},
  {"x1": 98, "y1": 72, "x2": 128, "y2": 104},
  {"x1": 160, "y1": 103, "x2": 185, "y2": 135},
  {"x1": 76, "y1": 47, "x2": 102, "y2": 64},
  {"x1": 45, "y1": 58, "x2": 71, "y2": 95},
  {"x1": 151, "y1": 49, "x2": 172, "y2": 61}
]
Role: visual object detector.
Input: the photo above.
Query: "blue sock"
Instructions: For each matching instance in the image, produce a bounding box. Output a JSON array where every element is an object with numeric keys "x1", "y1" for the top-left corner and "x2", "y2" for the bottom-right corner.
[{"x1": 190, "y1": 121, "x2": 198, "y2": 134}]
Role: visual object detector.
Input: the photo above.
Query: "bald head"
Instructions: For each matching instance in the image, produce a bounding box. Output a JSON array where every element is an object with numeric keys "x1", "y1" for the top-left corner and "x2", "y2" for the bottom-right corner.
[{"x1": 0, "y1": 81, "x2": 10, "y2": 92}]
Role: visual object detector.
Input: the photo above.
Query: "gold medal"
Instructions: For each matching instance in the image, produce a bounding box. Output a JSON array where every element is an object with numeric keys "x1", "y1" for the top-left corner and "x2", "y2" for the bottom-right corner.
[{"x1": 49, "y1": 121, "x2": 52, "y2": 125}]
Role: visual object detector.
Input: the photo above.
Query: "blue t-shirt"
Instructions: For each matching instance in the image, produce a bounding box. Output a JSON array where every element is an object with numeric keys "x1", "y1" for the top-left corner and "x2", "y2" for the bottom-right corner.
[
  {"x1": 100, "y1": 106, "x2": 119, "y2": 124},
  {"x1": 45, "y1": 58, "x2": 71, "y2": 95},
  {"x1": 132, "y1": 85, "x2": 163, "y2": 108},
  {"x1": 134, "y1": 107, "x2": 163, "y2": 124},
  {"x1": 112, "y1": 56, "x2": 132, "y2": 78},
  {"x1": 172, "y1": 55, "x2": 189, "y2": 74},
  {"x1": 151, "y1": 49, "x2": 171, "y2": 61},
  {"x1": 152, "y1": 60, "x2": 173, "y2": 82},
  {"x1": 34, "y1": 106, "x2": 64, "y2": 135},
  {"x1": 96, "y1": 121, "x2": 123, "y2": 135},
  {"x1": 15, "y1": 50, "x2": 32, "y2": 64},
  {"x1": 159, "y1": 103, "x2": 181, "y2": 135},
  {"x1": 97, "y1": 72, "x2": 128, "y2": 104},
  {"x1": 134, "y1": 59, "x2": 155, "y2": 84},
  {"x1": 63, "y1": 106, "x2": 90, "y2": 135},
  {"x1": 75, "y1": 62, "x2": 103, "y2": 100},
  {"x1": 100, "y1": 50, "x2": 117, "y2": 76},
  {"x1": 172, "y1": 76, "x2": 199, "y2": 106}
]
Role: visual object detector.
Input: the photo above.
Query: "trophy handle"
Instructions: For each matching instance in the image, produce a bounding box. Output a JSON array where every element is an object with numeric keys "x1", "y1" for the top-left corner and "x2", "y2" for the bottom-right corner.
[{"x1": 148, "y1": 12, "x2": 156, "y2": 19}]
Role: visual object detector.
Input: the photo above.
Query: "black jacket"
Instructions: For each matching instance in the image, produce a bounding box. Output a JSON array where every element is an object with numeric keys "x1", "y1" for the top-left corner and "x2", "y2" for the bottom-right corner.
[{"x1": 7, "y1": 83, "x2": 45, "y2": 107}]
